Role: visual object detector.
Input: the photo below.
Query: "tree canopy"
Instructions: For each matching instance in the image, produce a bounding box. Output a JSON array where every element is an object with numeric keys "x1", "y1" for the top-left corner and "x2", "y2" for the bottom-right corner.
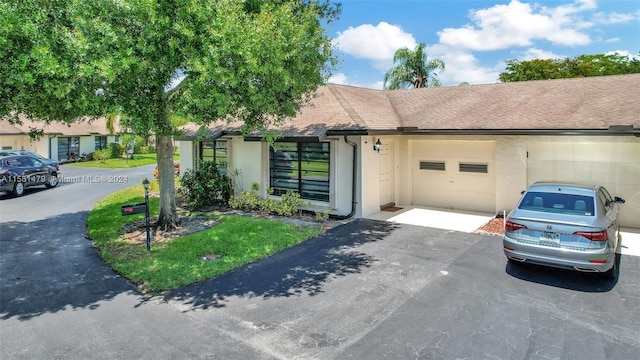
[
  {"x1": 383, "y1": 43, "x2": 445, "y2": 90},
  {"x1": 1, "y1": 0, "x2": 340, "y2": 228},
  {"x1": 499, "y1": 53, "x2": 640, "y2": 82}
]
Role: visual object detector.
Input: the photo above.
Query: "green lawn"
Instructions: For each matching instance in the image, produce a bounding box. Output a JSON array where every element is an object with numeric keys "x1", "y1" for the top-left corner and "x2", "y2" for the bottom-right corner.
[
  {"x1": 86, "y1": 182, "x2": 323, "y2": 294},
  {"x1": 66, "y1": 153, "x2": 178, "y2": 168}
]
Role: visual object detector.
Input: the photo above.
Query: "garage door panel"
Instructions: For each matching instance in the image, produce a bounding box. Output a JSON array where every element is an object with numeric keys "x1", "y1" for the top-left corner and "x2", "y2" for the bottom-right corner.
[
  {"x1": 411, "y1": 141, "x2": 495, "y2": 213},
  {"x1": 528, "y1": 142, "x2": 640, "y2": 228}
]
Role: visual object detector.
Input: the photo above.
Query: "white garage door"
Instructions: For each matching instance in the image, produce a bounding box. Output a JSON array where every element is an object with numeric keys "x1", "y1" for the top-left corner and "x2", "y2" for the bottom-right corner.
[
  {"x1": 411, "y1": 140, "x2": 496, "y2": 213},
  {"x1": 527, "y1": 142, "x2": 640, "y2": 228}
]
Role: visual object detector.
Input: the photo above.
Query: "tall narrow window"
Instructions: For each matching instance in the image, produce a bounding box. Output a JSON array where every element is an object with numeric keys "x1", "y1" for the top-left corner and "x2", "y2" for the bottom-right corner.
[
  {"x1": 270, "y1": 142, "x2": 330, "y2": 202},
  {"x1": 199, "y1": 140, "x2": 227, "y2": 175},
  {"x1": 95, "y1": 136, "x2": 107, "y2": 150}
]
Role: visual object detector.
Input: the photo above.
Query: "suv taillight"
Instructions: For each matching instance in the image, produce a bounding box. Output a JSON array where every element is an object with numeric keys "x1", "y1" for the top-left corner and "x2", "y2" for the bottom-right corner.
[
  {"x1": 505, "y1": 221, "x2": 527, "y2": 232},
  {"x1": 573, "y1": 230, "x2": 608, "y2": 241}
]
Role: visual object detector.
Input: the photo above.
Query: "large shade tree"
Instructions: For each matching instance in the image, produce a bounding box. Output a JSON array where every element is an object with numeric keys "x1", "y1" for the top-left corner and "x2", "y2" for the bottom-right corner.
[
  {"x1": 383, "y1": 43, "x2": 445, "y2": 90},
  {"x1": 499, "y1": 53, "x2": 640, "y2": 82},
  {"x1": 1, "y1": 0, "x2": 340, "y2": 229}
]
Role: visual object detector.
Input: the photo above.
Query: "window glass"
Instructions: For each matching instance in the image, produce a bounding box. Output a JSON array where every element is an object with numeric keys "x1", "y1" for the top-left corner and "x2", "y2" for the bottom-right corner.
[
  {"x1": 95, "y1": 136, "x2": 107, "y2": 150},
  {"x1": 199, "y1": 140, "x2": 227, "y2": 175},
  {"x1": 58, "y1": 137, "x2": 80, "y2": 161},
  {"x1": 518, "y1": 191, "x2": 595, "y2": 216},
  {"x1": 598, "y1": 188, "x2": 613, "y2": 214},
  {"x1": 270, "y1": 142, "x2": 330, "y2": 202}
]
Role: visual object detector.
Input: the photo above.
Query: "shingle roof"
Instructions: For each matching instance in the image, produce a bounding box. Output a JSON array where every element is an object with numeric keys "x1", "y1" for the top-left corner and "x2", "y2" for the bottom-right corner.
[
  {"x1": 180, "y1": 73, "x2": 640, "y2": 140},
  {"x1": 0, "y1": 114, "x2": 120, "y2": 136},
  {"x1": 386, "y1": 74, "x2": 639, "y2": 131}
]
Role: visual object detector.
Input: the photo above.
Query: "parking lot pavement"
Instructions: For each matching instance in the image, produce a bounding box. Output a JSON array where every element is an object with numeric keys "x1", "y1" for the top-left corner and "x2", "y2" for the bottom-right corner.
[{"x1": 165, "y1": 218, "x2": 640, "y2": 359}]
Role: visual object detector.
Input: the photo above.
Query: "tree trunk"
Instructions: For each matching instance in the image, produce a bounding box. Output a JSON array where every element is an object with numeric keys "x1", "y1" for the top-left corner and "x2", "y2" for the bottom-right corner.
[{"x1": 156, "y1": 134, "x2": 180, "y2": 230}]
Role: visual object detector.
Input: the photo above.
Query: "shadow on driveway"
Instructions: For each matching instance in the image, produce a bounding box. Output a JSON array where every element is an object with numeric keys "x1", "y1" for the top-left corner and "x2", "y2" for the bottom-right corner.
[
  {"x1": 163, "y1": 219, "x2": 401, "y2": 310},
  {"x1": 0, "y1": 212, "x2": 134, "y2": 321},
  {"x1": 505, "y1": 253, "x2": 621, "y2": 292}
]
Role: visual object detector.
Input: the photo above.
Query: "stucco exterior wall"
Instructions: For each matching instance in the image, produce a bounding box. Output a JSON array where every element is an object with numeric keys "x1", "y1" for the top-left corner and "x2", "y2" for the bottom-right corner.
[
  {"x1": 179, "y1": 134, "x2": 638, "y2": 228},
  {"x1": 0, "y1": 135, "x2": 48, "y2": 155},
  {"x1": 177, "y1": 140, "x2": 194, "y2": 173},
  {"x1": 358, "y1": 134, "x2": 638, "y2": 228}
]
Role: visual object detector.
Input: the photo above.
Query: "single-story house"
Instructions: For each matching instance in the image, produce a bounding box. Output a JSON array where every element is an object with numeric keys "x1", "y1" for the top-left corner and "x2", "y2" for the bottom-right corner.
[
  {"x1": 0, "y1": 116, "x2": 121, "y2": 162},
  {"x1": 176, "y1": 74, "x2": 640, "y2": 228}
]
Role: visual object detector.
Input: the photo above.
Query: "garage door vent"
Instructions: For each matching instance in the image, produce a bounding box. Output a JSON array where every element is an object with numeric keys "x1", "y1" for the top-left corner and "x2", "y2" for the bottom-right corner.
[
  {"x1": 459, "y1": 163, "x2": 488, "y2": 173},
  {"x1": 420, "y1": 161, "x2": 446, "y2": 171}
]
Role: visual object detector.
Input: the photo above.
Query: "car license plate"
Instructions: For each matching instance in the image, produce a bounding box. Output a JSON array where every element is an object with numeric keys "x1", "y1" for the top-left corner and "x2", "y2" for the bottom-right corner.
[{"x1": 540, "y1": 232, "x2": 560, "y2": 244}]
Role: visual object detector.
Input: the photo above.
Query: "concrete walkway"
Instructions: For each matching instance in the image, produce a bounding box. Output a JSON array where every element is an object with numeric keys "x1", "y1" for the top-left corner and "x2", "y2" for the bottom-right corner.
[
  {"x1": 366, "y1": 205, "x2": 494, "y2": 233},
  {"x1": 366, "y1": 205, "x2": 640, "y2": 257}
]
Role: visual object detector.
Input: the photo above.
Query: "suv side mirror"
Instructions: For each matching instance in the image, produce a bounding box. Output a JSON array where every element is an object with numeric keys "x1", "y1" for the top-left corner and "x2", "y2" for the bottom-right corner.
[{"x1": 614, "y1": 196, "x2": 626, "y2": 204}]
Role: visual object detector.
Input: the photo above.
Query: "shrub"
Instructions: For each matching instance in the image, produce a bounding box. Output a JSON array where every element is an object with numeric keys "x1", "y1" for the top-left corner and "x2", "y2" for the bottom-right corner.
[
  {"x1": 177, "y1": 160, "x2": 232, "y2": 208},
  {"x1": 229, "y1": 183, "x2": 262, "y2": 210},
  {"x1": 108, "y1": 143, "x2": 123, "y2": 158},
  {"x1": 229, "y1": 183, "x2": 304, "y2": 217},
  {"x1": 93, "y1": 149, "x2": 110, "y2": 163}
]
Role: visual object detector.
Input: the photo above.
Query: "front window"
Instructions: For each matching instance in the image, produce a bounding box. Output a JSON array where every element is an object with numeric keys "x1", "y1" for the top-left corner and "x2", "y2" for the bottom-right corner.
[
  {"x1": 269, "y1": 142, "x2": 330, "y2": 202},
  {"x1": 58, "y1": 137, "x2": 80, "y2": 161},
  {"x1": 95, "y1": 136, "x2": 107, "y2": 150},
  {"x1": 199, "y1": 140, "x2": 227, "y2": 175}
]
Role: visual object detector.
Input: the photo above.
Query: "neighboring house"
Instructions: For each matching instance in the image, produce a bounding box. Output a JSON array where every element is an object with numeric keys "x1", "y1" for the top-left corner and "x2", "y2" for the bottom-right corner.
[
  {"x1": 0, "y1": 116, "x2": 121, "y2": 162},
  {"x1": 177, "y1": 74, "x2": 640, "y2": 228}
]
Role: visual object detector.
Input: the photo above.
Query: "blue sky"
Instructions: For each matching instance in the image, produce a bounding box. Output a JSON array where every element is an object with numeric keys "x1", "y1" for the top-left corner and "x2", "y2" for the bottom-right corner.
[{"x1": 326, "y1": 0, "x2": 640, "y2": 88}]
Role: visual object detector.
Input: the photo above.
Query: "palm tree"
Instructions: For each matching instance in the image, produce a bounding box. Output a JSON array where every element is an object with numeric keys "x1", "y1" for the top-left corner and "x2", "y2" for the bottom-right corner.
[{"x1": 383, "y1": 43, "x2": 445, "y2": 90}]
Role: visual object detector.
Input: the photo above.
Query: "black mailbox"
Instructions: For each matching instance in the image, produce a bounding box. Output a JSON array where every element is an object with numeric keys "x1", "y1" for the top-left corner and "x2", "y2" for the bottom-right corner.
[{"x1": 121, "y1": 202, "x2": 147, "y2": 216}]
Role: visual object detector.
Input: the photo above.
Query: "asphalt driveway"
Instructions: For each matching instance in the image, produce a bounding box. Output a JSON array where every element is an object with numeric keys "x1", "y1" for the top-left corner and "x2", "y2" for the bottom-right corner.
[{"x1": 1, "y1": 166, "x2": 639, "y2": 359}]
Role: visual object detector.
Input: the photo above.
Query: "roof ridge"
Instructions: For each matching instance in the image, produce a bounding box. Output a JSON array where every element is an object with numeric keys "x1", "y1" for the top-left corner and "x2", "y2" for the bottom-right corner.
[{"x1": 326, "y1": 84, "x2": 367, "y2": 127}]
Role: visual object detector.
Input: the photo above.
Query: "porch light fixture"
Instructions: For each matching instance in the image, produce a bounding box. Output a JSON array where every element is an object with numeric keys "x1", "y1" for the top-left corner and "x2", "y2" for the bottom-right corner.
[{"x1": 373, "y1": 139, "x2": 382, "y2": 153}]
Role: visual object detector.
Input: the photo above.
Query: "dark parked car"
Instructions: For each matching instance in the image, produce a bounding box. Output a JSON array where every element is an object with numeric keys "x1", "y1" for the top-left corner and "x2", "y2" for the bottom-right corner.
[
  {"x1": 503, "y1": 182, "x2": 625, "y2": 278},
  {"x1": 0, "y1": 155, "x2": 59, "y2": 196},
  {"x1": 0, "y1": 150, "x2": 60, "y2": 170}
]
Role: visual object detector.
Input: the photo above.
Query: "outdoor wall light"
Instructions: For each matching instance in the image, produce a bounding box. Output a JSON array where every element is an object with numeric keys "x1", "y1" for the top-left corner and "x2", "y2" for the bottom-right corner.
[{"x1": 373, "y1": 138, "x2": 382, "y2": 153}]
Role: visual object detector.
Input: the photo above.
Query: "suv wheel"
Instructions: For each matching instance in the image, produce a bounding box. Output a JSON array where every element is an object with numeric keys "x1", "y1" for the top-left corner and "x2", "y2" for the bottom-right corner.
[
  {"x1": 45, "y1": 173, "x2": 59, "y2": 188},
  {"x1": 13, "y1": 182, "x2": 25, "y2": 196}
]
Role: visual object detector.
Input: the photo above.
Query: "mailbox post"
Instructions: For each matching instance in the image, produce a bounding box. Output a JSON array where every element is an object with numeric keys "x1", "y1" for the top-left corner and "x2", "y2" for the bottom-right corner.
[
  {"x1": 142, "y1": 178, "x2": 151, "y2": 252},
  {"x1": 121, "y1": 178, "x2": 151, "y2": 253}
]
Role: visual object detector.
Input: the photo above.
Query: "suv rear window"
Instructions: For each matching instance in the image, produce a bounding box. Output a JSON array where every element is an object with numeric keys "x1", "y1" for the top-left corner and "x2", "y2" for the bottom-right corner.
[{"x1": 518, "y1": 191, "x2": 595, "y2": 216}]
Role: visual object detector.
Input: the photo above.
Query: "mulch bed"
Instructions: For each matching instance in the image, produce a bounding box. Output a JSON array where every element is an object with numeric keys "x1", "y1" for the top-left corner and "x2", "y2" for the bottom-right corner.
[{"x1": 475, "y1": 217, "x2": 505, "y2": 236}]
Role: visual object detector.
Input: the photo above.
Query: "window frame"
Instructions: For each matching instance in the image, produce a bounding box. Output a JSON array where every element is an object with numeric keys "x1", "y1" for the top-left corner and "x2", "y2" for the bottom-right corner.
[
  {"x1": 269, "y1": 142, "x2": 331, "y2": 203},
  {"x1": 199, "y1": 140, "x2": 228, "y2": 175},
  {"x1": 95, "y1": 136, "x2": 107, "y2": 150}
]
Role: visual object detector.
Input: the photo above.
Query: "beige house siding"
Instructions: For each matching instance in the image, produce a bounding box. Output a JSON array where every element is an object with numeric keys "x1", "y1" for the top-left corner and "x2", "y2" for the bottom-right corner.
[{"x1": 179, "y1": 134, "x2": 639, "y2": 228}]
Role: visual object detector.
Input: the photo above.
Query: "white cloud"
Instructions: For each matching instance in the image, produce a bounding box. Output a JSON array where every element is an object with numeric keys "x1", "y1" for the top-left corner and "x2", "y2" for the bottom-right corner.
[
  {"x1": 593, "y1": 11, "x2": 637, "y2": 25},
  {"x1": 328, "y1": 72, "x2": 384, "y2": 90},
  {"x1": 328, "y1": 73, "x2": 348, "y2": 85},
  {"x1": 438, "y1": 0, "x2": 593, "y2": 51},
  {"x1": 605, "y1": 50, "x2": 640, "y2": 60},
  {"x1": 518, "y1": 48, "x2": 563, "y2": 60},
  {"x1": 333, "y1": 22, "x2": 416, "y2": 69},
  {"x1": 429, "y1": 45, "x2": 502, "y2": 85},
  {"x1": 604, "y1": 37, "x2": 620, "y2": 44}
]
